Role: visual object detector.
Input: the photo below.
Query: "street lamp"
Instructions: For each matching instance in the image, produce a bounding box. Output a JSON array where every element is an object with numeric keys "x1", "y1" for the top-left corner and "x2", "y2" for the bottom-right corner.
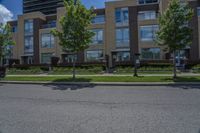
[{"x1": 134, "y1": 53, "x2": 140, "y2": 77}]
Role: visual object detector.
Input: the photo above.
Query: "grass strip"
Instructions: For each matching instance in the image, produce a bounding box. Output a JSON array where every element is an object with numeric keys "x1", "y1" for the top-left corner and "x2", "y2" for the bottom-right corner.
[{"x1": 2, "y1": 76, "x2": 200, "y2": 82}]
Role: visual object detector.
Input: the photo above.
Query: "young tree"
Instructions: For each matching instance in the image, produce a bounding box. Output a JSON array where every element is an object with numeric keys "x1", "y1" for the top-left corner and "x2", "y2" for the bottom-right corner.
[
  {"x1": 156, "y1": 0, "x2": 193, "y2": 79},
  {"x1": 51, "y1": 0, "x2": 95, "y2": 80},
  {"x1": 0, "y1": 23, "x2": 15, "y2": 66}
]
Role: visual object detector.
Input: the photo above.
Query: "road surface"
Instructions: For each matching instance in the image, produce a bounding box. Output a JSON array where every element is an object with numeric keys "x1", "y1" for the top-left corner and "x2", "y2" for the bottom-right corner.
[{"x1": 0, "y1": 84, "x2": 200, "y2": 133}]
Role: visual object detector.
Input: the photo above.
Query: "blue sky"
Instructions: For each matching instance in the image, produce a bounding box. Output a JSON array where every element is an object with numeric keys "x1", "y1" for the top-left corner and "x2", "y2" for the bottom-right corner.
[{"x1": 0, "y1": 0, "x2": 105, "y2": 19}]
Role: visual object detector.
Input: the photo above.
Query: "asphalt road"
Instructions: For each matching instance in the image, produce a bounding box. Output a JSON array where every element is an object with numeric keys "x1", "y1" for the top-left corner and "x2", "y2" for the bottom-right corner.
[{"x1": 0, "y1": 84, "x2": 200, "y2": 133}]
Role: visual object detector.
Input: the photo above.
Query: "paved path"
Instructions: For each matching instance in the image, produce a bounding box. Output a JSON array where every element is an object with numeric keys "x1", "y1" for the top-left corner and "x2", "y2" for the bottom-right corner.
[
  {"x1": 6, "y1": 73, "x2": 200, "y2": 77},
  {"x1": 0, "y1": 84, "x2": 200, "y2": 133}
]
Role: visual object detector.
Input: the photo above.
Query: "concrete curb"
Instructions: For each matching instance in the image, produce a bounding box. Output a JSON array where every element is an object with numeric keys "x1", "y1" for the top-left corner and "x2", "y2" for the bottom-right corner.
[{"x1": 0, "y1": 81, "x2": 200, "y2": 86}]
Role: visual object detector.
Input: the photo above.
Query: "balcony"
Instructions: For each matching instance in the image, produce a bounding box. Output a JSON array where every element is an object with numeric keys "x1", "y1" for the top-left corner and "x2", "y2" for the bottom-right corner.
[{"x1": 41, "y1": 22, "x2": 56, "y2": 29}]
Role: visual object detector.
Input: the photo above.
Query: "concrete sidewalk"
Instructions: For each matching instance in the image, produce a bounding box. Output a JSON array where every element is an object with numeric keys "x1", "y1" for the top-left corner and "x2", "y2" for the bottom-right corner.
[{"x1": 6, "y1": 73, "x2": 200, "y2": 77}]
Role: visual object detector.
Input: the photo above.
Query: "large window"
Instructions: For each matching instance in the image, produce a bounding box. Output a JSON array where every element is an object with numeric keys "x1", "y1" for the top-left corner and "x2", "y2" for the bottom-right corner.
[
  {"x1": 91, "y1": 15, "x2": 105, "y2": 24},
  {"x1": 41, "y1": 33, "x2": 55, "y2": 48},
  {"x1": 141, "y1": 48, "x2": 160, "y2": 60},
  {"x1": 140, "y1": 25, "x2": 159, "y2": 41},
  {"x1": 115, "y1": 8, "x2": 129, "y2": 25},
  {"x1": 138, "y1": 0, "x2": 158, "y2": 4},
  {"x1": 24, "y1": 36, "x2": 33, "y2": 54},
  {"x1": 24, "y1": 19, "x2": 33, "y2": 35},
  {"x1": 138, "y1": 11, "x2": 157, "y2": 20},
  {"x1": 116, "y1": 28, "x2": 129, "y2": 47},
  {"x1": 197, "y1": 7, "x2": 200, "y2": 16},
  {"x1": 86, "y1": 50, "x2": 103, "y2": 62},
  {"x1": 63, "y1": 54, "x2": 77, "y2": 63},
  {"x1": 24, "y1": 19, "x2": 34, "y2": 54},
  {"x1": 115, "y1": 51, "x2": 130, "y2": 62},
  {"x1": 41, "y1": 53, "x2": 53, "y2": 64},
  {"x1": 92, "y1": 29, "x2": 103, "y2": 44}
]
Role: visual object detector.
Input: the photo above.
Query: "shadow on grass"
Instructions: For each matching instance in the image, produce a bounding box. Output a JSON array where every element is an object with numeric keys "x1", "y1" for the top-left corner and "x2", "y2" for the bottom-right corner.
[{"x1": 44, "y1": 77, "x2": 96, "y2": 91}]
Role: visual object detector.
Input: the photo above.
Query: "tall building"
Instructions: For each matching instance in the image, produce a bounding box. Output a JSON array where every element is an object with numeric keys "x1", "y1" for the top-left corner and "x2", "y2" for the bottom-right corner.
[
  {"x1": 8, "y1": 0, "x2": 200, "y2": 67},
  {"x1": 23, "y1": 0, "x2": 63, "y2": 15}
]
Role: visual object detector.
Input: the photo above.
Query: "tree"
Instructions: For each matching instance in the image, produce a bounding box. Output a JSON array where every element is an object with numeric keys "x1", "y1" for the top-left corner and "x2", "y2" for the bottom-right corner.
[
  {"x1": 156, "y1": 0, "x2": 194, "y2": 79},
  {"x1": 51, "y1": 0, "x2": 95, "y2": 80},
  {"x1": 0, "y1": 23, "x2": 15, "y2": 66}
]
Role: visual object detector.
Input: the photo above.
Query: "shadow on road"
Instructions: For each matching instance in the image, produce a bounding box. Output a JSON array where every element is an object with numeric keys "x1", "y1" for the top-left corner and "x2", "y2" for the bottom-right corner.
[
  {"x1": 45, "y1": 84, "x2": 96, "y2": 91},
  {"x1": 42, "y1": 77, "x2": 96, "y2": 91}
]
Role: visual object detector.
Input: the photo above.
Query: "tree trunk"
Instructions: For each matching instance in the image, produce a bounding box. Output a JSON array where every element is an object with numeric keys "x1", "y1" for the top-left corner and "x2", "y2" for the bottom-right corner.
[
  {"x1": 72, "y1": 54, "x2": 76, "y2": 80},
  {"x1": 173, "y1": 50, "x2": 177, "y2": 79}
]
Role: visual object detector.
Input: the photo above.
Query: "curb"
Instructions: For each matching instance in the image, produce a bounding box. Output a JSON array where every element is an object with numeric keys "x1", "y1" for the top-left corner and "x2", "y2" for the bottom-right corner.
[{"x1": 0, "y1": 81, "x2": 200, "y2": 86}]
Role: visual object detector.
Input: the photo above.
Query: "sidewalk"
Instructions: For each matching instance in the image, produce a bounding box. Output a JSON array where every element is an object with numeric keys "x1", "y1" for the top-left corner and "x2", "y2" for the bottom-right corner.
[{"x1": 6, "y1": 73, "x2": 200, "y2": 77}]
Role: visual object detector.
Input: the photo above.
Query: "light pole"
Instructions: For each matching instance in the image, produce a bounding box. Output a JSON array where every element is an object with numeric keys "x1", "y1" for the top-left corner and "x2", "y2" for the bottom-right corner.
[{"x1": 134, "y1": 53, "x2": 140, "y2": 77}]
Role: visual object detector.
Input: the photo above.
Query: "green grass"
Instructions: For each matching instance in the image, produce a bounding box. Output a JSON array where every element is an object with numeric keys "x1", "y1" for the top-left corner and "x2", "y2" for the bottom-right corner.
[{"x1": 3, "y1": 76, "x2": 200, "y2": 82}]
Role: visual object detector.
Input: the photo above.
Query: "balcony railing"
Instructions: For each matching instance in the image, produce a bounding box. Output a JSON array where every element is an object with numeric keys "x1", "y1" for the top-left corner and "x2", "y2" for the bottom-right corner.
[{"x1": 41, "y1": 22, "x2": 56, "y2": 29}]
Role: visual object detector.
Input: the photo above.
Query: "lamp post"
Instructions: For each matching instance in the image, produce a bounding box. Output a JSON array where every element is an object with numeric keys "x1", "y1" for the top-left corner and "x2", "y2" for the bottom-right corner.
[{"x1": 134, "y1": 53, "x2": 140, "y2": 77}]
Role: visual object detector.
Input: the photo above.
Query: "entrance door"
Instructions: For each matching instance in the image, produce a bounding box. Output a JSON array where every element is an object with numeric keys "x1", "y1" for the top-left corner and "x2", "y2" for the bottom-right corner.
[{"x1": 22, "y1": 56, "x2": 33, "y2": 64}]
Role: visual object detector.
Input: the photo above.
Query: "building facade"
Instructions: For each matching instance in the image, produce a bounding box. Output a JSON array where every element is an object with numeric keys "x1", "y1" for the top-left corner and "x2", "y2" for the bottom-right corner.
[{"x1": 8, "y1": 0, "x2": 200, "y2": 67}]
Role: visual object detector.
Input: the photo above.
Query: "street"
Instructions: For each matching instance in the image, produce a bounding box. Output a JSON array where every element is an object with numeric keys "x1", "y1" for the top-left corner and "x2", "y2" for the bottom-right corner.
[{"x1": 0, "y1": 84, "x2": 200, "y2": 133}]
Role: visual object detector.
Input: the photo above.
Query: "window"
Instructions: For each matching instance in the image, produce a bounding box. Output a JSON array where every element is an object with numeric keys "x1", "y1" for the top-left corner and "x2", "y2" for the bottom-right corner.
[
  {"x1": 197, "y1": 7, "x2": 200, "y2": 16},
  {"x1": 41, "y1": 53, "x2": 53, "y2": 64},
  {"x1": 41, "y1": 33, "x2": 55, "y2": 48},
  {"x1": 141, "y1": 48, "x2": 160, "y2": 60},
  {"x1": 92, "y1": 29, "x2": 103, "y2": 44},
  {"x1": 12, "y1": 26, "x2": 17, "y2": 32},
  {"x1": 24, "y1": 36, "x2": 33, "y2": 54},
  {"x1": 115, "y1": 51, "x2": 130, "y2": 61},
  {"x1": 86, "y1": 50, "x2": 103, "y2": 62},
  {"x1": 92, "y1": 15, "x2": 105, "y2": 24},
  {"x1": 116, "y1": 28, "x2": 129, "y2": 47},
  {"x1": 138, "y1": 0, "x2": 158, "y2": 4},
  {"x1": 63, "y1": 54, "x2": 77, "y2": 63},
  {"x1": 138, "y1": 11, "x2": 157, "y2": 20},
  {"x1": 24, "y1": 19, "x2": 33, "y2": 34},
  {"x1": 115, "y1": 8, "x2": 129, "y2": 25},
  {"x1": 140, "y1": 25, "x2": 159, "y2": 41}
]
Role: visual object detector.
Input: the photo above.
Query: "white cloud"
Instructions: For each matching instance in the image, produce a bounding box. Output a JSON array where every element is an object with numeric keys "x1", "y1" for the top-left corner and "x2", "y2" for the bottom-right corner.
[{"x1": 0, "y1": 4, "x2": 13, "y2": 24}]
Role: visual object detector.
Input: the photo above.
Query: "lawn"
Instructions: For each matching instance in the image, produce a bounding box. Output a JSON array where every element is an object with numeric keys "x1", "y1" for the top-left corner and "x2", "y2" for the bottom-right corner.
[{"x1": 3, "y1": 76, "x2": 200, "y2": 82}]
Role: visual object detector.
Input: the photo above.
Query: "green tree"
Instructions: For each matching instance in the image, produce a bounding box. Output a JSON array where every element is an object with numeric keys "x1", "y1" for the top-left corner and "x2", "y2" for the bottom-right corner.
[
  {"x1": 156, "y1": 0, "x2": 194, "y2": 79},
  {"x1": 0, "y1": 23, "x2": 15, "y2": 66},
  {"x1": 51, "y1": 0, "x2": 95, "y2": 80}
]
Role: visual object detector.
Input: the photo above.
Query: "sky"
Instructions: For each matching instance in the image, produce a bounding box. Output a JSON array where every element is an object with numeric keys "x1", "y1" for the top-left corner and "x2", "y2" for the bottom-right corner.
[{"x1": 0, "y1": 0, "x2": 105, "y2": 23}]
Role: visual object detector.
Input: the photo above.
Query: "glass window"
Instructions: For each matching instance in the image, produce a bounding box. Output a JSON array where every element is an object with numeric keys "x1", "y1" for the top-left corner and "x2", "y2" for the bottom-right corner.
[
  {"x1": 115, "y1": 51, "x2": 130, "y2": 62},
  {"x1": 116, "y1": 28, "x2": 129, "y2": 46},
  {"x1": 41, "y1": 53, "x2": 53, "y2": 64},
  {"x1": 12, "y1": 26, "x2": 17, "y2": 32},
  {"x1": 115, "y1": 8, "x2": 129, "y2": 25},
  {"x1": 138, "y1": 11, "x2": 157, "y2": 20},
  {"x1": 197, "y1": 7, "x2": 200, "y2": 16},
  {"x1": 24, "y1": 19, "x2": 33, "y2": 34},
  {"x1": 86, "y1": 50, "x2": 103, "y2": 62},
  {"x1": 91, "y1": 15, "x2": 105, "y2": 24},
  {"x1": 63, "y1": 54, "x2": 77, "y2": 63},
  {"x1": 138, "y1": 0, "x2": 158, "y2": 4},
  {"x1": 140, "y1": 25, "x2": 159, "y2": 41},
  {"x1": 92, "y1": 29, "x2": 103, "y2": 44},
  {"x1": 41, "y1": 33, "x2": 55, "y2": 48},
  {"x1": 141, "y1": 48, "x2": 160, "y2": 60},
  {"x1": 24, "y1": 36, "x2": 33, "y2": 54}
]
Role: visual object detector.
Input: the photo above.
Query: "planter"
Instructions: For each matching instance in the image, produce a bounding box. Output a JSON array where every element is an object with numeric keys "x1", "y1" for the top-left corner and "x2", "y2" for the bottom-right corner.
[{"x1": 0, "y1": 67, "x2": 6, "y2": 78}]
